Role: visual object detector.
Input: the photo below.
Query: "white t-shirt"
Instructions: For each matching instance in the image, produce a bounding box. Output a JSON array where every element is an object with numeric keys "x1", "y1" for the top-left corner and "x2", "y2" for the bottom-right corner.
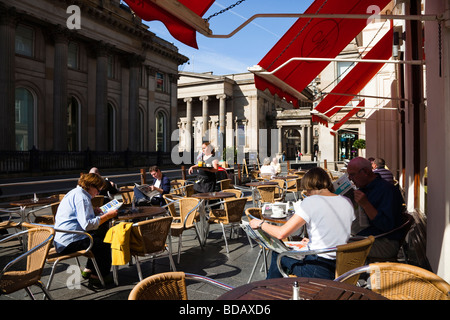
[
  {"x1": 260, "y1": 165, "x2": 276, "y2": 177},
  {"x1": 294, "y1": 195, "x2": 355, "y2": 259}
]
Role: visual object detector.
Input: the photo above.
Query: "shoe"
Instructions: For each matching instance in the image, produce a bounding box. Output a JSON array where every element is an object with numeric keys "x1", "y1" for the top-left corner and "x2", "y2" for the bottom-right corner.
[
  {"x1": 81, "y1": 270, "x2": 91, "y2": 280},
  {"x1": 88, "y1": 273, "x2": 113, "y2": 287}
]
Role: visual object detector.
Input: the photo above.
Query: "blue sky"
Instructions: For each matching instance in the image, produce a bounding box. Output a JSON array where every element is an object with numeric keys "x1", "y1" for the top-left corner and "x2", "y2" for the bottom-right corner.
[{"x1": 140, "y1": 0, "x2": 314, "y2": 75}]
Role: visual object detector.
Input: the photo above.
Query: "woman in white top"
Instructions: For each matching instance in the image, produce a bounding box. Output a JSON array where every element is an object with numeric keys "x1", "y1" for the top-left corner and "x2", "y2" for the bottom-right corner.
[
  {"x1": 259, "y1": 157, "x2": 277, "y2": 178},
  {"x1": 250, "y1": 167, "x2": 355, "y2": 279}
]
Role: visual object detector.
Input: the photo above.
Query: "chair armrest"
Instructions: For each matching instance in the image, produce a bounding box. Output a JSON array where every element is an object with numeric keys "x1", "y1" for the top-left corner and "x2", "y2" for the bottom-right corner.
[
  {"x1": 0, "y1": 230, "x2": 54, "y2": 277},
  {"x1": 276, "y1": 247, "x2": 338, "y2": 278},
  {"x1": 185, "y1": 273, "x2": 234, "y2": 291},
  {"x1": 0, "y1": 208, "x2": 22, "y2": 221},
  {"x1": 334, "y1": 265, "x2": 371, "y2": 283},
  {"x1": 183, "y1": 201, "x2": 202, "y2": 227},
  {"x1": 53, "y1": 228, "x2": 95, "y2": 253}
]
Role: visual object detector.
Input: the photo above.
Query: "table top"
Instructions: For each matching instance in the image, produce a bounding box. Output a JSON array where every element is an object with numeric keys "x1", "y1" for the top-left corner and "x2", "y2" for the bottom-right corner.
[
  {"x1": 245, "y1": 181, "x2": 278, "y2": 187},
  {"x1": 272, "y1": 175, "x2": 299, "y2": 180},
  {"x1": 10, "y1": 197, "x2": 59, "y2": 208},
  {"x1": 262, "y1": 212, "x2": 293, "y2": 224},
  {"x1": 218, "y1": 277, "x2": 387, "y2": 300},
  {"x1": 114, "y1": 205, "x2": 167, "y2": 221},
  {"x1": 191, "y1": 191, "x2": 236, "y2": 200}
]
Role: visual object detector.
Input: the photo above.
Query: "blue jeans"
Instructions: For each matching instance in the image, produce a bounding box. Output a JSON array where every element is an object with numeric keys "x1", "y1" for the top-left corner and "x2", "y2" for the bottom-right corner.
[{"x1": 267, "y1": 251, "x2": 336, "y2": 280}]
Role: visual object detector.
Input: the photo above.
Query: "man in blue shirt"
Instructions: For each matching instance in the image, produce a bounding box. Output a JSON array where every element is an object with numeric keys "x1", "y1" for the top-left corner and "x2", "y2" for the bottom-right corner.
[
  {"x1": 134, "y1": 165, "x2": 171, "y2": 206},
  {"x1": 347, "y1": 157, "x2": 405, "y2": 260}
]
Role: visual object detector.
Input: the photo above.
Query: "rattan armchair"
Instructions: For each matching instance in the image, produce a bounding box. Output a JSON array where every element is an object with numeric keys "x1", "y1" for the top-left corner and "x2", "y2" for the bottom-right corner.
[
  {"x1": 244, "y1": 208, "x2": 269, "y2": 282},
  {"x1": 256, "y1": 185, "x2": 284, "y2": 205},
  {"x1": 0, "y1": 223, "x2": 54, "y2": 299},
  {"x1": 208, "y1": 197, "x2": 247, "y2": 253},
  {"x1": 276, "y1": 236, "x2": 375, "y2": 285},
  {"x1": 166, "y1": 197, "x2": 202, "y2": 264},
  {"x1": 113, "y1": 216, "x2": 176, "y2": 284},
  {"x1": 285, "y1": 178, "x2": 302, "y2": 201},
  {"x1": 335, "y1": 262, "x2": 450, "y2": 300},
  {"x1": 221, "y1": 188, "x2": 242, "y2": 199},
  {"x1": 218, "y1": 179, "x2": 232, "y2": 190},
  {"x1": 128, "y1": 271, "x2": 234, "y2": 300}
]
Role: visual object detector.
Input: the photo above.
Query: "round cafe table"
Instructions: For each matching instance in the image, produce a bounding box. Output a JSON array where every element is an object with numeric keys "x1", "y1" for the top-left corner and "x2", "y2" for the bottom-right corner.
[
  {"x1": 217, "y1": 277, "x2": 388, "y2": 300},
  {"x1": 10, "y1": 197, "x2": 59, "y2": 223},
  {"x1": 114, "y1": 205, "x2": 167, "y2": 221}
]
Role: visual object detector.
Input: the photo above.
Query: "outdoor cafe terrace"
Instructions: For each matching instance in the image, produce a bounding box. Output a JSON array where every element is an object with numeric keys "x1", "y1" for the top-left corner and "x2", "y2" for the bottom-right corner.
[{"x1": 0, "y1": 164, "x2": 446, "y2": 304}]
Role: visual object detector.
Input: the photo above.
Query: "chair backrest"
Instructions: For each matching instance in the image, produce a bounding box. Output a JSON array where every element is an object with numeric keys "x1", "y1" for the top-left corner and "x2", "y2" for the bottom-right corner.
[
  {"x1": 120, "y1": 186, "x2": 134, "y2": 204},
  {"x1": 336, "y1": 262, "x2": 450, "y2": 300},
  {"x1": 335, "y1": 236, "x2": 375, "y2": 285},
  {"x1": 179, "y1": 198, "x2": 201, "y2": 228},
  {"x1": 257, "y1": 185, "x2": 276, "y2": 203},
  {"x1": 219, "y1": 179, "x2": 232, "y2": 190},
  {"x1": 163, "y1": 194, "x2": 178, "y2": 217},
  {"x1": 222, "y1": 188, "x2": 242, "y2": 199},
  {"x1": 367, "y1": 262, "x2": 450, "y2": 300},
  {"x1": 171, "y1": 179, "x2": 187, "y2": 195},
  {"x1": 131, "y1": 216, "x2": 173, "y2": 255},
  {"x1": 20, "y1": 224, "x2": 55, "y2": 274},
  {"x1": 128, "y1": 271, "x2": 188, "y2": 300},
  {"x1": 185, "y1": 184, "x2": 195, "y2": 197},
  {"x1": 223, "y1": 198, "x2": 247, "y2": 223},
  {"x1": 245, "y1": 207, "x2": 263, "y2": 220}
]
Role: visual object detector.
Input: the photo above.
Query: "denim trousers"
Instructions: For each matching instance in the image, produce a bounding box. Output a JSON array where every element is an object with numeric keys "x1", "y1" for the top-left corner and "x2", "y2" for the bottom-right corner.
[{"x1": 267, "y1": 251, "x2": 336, "y2": 280}]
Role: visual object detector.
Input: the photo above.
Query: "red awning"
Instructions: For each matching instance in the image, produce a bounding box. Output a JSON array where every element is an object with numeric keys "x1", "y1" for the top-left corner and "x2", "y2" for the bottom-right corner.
[
  {"x1": 312, "y1": 24, "x2": 393, "y2": 126},
  {"x1": 330, "y1": 99, "x2": 365, "y2": 135},
  {"x1": 253, "y1": 0, "x2": 390, "y2": 106},
  {"x1": 123, "y1": 0, "x2": 215, "y2": 49}
]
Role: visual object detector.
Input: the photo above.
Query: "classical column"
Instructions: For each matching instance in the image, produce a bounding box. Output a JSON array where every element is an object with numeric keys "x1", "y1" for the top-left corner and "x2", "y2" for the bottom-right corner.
[
  {"x1": 301, "y1": 126, "x2": 306, "y2": 155},
  {"x1": 0, "y1": 5, "x2": 16, "y2": 150},
  {"x1": 184, "y1": 97, "x2": 193, "y2": 160},
  {"x1": 95, "y1": 41, "x2": 109, "y2": 151},
  {"x1": 307, "y1": 125, "x2": 312, "y2": 155},
  {"x1": 277, "y1": 125, "x2": 283, "y2": 155},
  {"x1": 127, "y1": 54, "x2": 142, "y2": 151},
  {"x1": 217, "y1": 94, "x2": 226, "y2": 152},
  {"x1": 200, "y1": 95, "x2": 209, "y2": 140},
  {"x1": 52, "y1": 26, "x2": 69, "y2": 151}
]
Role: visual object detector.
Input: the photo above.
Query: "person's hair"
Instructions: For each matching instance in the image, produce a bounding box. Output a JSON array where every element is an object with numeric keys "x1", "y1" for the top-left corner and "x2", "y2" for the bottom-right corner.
[
  {"x1": 149, "y1": 165, "x2": 160, "y2": 173},
  {"x1": 367, "y1": 157, "x2": 375, "y2": 162},
  {"x1": 374, "y1": 158, "x2": 386, "y2": 168},
  {"x1": 301, "y1": 167, "x2": 334, "y2": 192},
  {"x1": 263, "y1": 157, "x2": 271, "y2": 166},
  {"x1": 203, "y1": 142, "x2": 215, "y2": 156},
  {"x1": 78, "y1": 173, "x2": 106, "y2": 191}
]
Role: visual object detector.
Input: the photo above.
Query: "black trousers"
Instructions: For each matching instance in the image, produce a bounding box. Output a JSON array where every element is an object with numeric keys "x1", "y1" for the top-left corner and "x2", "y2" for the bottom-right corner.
[{"x1": 59, "y1": 224, "x2": 112, "y2": 277}]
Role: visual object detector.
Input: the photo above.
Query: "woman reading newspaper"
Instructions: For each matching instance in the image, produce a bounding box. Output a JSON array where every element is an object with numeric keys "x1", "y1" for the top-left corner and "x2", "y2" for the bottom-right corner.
[
  {"x1": 54, "y1": 173, "x2": 118, "y2": 286},
  {"x1": 249, "y1": 167, "x2": 355, "y2": 279}
]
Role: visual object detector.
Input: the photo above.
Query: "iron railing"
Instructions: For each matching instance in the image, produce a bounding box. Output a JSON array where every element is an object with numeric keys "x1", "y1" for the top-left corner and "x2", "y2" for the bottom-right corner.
[{"x1": 0, "y1": 148, "x2": 173, "y2": 174}]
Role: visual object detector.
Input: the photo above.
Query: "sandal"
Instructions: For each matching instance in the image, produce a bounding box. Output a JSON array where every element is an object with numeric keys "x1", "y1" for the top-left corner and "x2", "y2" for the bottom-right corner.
[{"x1": 81, "y1": 270, "x2": 91, "y2": 280}]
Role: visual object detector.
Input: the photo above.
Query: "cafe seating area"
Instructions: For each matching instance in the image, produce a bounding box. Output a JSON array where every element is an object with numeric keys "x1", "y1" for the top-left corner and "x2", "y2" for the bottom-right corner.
[{"x1": 1, "y1": 166, "x2": 449, "y2": 301}]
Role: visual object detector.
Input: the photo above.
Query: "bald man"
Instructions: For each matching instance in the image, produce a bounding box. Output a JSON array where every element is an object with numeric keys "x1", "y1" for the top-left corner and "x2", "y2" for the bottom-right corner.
[{"x1": 347, "y1": 157, "x2": 405, "y2": 260}]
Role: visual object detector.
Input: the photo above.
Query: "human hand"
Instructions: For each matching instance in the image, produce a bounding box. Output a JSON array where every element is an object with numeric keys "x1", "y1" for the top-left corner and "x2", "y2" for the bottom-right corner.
[
  {"x1": 353, "y1": 190, "x2": 369, "y2": 206},
  {"x1": 249, "y1": 219, "x2": 262, "y2": 229}
]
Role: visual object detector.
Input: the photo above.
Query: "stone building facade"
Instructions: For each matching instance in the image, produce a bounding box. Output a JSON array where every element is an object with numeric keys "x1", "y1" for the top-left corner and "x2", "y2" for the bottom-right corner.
[
  {"x1": 176, "y1": 71, "x2": 314, "y2": 164},
  {"x1": 0, "y1": 0, "x2": 187, "y2": 152}
]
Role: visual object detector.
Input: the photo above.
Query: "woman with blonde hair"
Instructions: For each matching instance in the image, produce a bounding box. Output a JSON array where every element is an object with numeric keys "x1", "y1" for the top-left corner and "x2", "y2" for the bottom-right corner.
[
  {"x1": 249, "y1": 167, "x2": 355, "y2": 279},
  {"x1": 54, "y1": 173, "x2": 118, "y2": 285}
]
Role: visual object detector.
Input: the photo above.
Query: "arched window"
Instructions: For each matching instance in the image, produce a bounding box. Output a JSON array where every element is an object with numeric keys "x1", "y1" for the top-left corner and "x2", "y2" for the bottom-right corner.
[
  {"x1": 107, "y1": 103, "x2": 116, "y2": 151},
  {"x1": 67, "y1": 96, "x2": 80, "y2": 151},
  {"x1": 15, "y1": 88, "x2": 35, "y2": 151},
  {"x1": 156, "y1": 111, "x2": 166, "y2": 152}
]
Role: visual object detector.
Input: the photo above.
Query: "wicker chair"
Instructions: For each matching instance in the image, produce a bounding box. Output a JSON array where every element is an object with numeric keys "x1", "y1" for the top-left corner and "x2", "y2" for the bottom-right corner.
[
  {"x1": 335, "y1": 262, "x2": 450, "y2": 300},
  {"x1": 244, "y1": 208, "x2": 270, "y2": 282},
  {"x1": 218, "y1": 179, "x2": 232, "y2": 190},
  {"x1": 119, "y1": 186, "x2": 135, "y2": 204},
  {"x1": 166, "y1": 197, "x2": 202, "y2": 264},
  {"x1": 115, "y1": 216, "x2": 176, "y2": 283},
  {"x1": 128, "y1": 271, "x2": 234, "y2": 300},
  {"x1": 91, "y1": 195, "x2": 105, "y2": 208},
  {"x1": 208, "y1": 197, "x2": 247, "y2": 253},
  {"x1": 276, "y1": 236, "x2": 375, "y2": 285},
  {"x1": 285, "y1": 178, "x2": 302, "y2": 201},
  {"x1": 0, "y1": 223, "x2": 55, "y2": 299},
  {"x1": 256, "y1": 185, "x2": 284, "y2": 205}
]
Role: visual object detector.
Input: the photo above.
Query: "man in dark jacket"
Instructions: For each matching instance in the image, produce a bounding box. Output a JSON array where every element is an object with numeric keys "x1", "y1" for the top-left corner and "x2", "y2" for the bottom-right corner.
[{"x1": 134, "y1": 165, "x2": 171, "y2": 206}]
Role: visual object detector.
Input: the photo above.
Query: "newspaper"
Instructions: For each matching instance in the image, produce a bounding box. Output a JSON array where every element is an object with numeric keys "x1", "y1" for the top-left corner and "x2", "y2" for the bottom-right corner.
[
  {"x1": 240, "y1": 221, "x2": 306, "y2": 254},
  {"x1": 99, "y1": 199, "x2": 123, "y2": 214},
  {"x1": 135, "y1": 184, "x2": 160, "y2": 199},
  {"x1": 332, "y1": 174, "x2": 354, "y2": 195}
]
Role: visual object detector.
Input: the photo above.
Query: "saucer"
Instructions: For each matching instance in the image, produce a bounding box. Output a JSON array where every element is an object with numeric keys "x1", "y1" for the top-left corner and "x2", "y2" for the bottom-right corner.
[{"x1": 271, "y1": 213, "x2": 287, "y2": 219}]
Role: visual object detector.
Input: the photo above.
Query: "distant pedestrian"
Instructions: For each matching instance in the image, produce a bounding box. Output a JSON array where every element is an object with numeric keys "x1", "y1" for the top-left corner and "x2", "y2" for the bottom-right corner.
[{"x1": 282, "y1": 151, "x2": 286, "y2": 162}]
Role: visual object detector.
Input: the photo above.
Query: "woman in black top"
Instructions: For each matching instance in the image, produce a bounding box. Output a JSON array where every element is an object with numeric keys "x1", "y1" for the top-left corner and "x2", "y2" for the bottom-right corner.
[{"x1": 188, "y1": 142, "x2": 219, "y2": 193}]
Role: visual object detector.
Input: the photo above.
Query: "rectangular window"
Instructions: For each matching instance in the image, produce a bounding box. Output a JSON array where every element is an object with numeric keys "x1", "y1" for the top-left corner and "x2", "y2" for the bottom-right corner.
[
  {"x1": 337, "y1": 61, "x2": 355, "y2": 83},
  {"x1": 15, "y1": 24, "x2": 34, "y2": 57},
  {"x1": 156, "y1": 72, "x2": 164, "y2": 91},
  {"x1": 67, "y1": 42, "x2": 79, "y2": 69}
]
